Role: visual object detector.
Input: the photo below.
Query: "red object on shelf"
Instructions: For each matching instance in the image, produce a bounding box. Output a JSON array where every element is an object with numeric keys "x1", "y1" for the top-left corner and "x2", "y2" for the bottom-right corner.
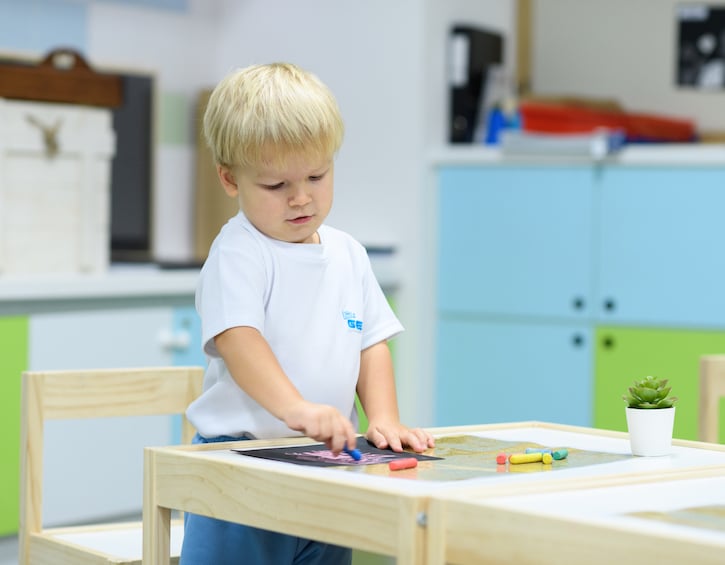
[{"x1": 519, "y1": 101, "x2": 696, "y2": 143}]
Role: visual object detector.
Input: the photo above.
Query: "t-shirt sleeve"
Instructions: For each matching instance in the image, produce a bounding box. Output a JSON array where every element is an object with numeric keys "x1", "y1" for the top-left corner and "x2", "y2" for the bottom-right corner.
[{"x1": 195, "y1": 240, "x2": 268, "y2": 357}]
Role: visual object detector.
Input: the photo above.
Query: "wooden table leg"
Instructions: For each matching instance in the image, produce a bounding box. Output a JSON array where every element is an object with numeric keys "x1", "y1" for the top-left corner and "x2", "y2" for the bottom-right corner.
[
  {"x1": 143, "y1": 447, "x2": 171, "y2": 564},
  {"x1": 425, "y1": 498, "x2": 446, "y2": 565},
  {"x1": 396, "y1": 498, "x2": 429, "y2": 565}
]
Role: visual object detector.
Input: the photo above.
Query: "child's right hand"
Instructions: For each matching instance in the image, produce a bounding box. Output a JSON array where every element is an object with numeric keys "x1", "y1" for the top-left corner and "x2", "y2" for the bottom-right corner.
[{"x1": 283, "y1": 400, "x2": 358, "y2": 455}]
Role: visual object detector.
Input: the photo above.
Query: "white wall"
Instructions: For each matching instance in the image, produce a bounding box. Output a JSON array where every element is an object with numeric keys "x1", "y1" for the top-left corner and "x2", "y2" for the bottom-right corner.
[
  {"x1": 83, "y1": 0, "x2": 514, "y2": 426},
  {"x1": 87, "y1": 0, "x2": 222, "y2": 262},
  {"x1": 212, "y1": 0, "x2": 427, "y2": 247},
  {"x1": 417, "y1": 0, "x2": 514, "y2": 424},
  {"x1": 532, "y1": 0, "x2": 725, "y2": 132}
]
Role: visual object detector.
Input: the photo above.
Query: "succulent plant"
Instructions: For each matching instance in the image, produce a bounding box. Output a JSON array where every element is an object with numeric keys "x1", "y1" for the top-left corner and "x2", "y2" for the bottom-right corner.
[{"x1": 623, "y1": 375, "x2": 678, "y2": 409}]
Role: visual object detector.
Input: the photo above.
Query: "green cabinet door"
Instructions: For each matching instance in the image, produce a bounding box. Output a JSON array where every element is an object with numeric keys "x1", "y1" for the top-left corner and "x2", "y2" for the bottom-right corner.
[
  {"x1": 0, "y1": 316, "x2": 28, "y2": 535},
  {"x1": 594, "y1": 326, "x2": 725, "y2": 441}
]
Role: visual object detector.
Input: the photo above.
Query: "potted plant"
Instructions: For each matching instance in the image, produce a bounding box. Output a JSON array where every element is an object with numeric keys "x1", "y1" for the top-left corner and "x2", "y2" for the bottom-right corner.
[{"x1": 623, "y1": 375, "x2": 678, "y2": 456}]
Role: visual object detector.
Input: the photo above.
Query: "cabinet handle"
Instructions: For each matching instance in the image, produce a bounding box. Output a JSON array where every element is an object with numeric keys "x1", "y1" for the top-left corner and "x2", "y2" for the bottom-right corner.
[
  {"x1": 603, "y1": 298, "x2": 616, "y2": 313},
  {"x1": 158, "y1": 329, "x2": 191, "y2": 351},
  {"x1": 572, "y1": 296, "x2": 586, "y2": 311},
  {"x1": 601, "y1": 335, "x2": 616, "y2": 350},
  {"x1": 571, "y1": 333, "x2": 585, "y2": 347}
]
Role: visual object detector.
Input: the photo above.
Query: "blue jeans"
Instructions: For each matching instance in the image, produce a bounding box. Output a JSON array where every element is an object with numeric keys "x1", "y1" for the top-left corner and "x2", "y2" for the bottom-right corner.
[{"x1": 179, "y1": 434, "x2": 352, "y2": 565}]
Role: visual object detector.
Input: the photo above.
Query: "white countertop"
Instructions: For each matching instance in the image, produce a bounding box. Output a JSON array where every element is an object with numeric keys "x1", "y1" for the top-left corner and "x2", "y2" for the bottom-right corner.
[
  {"x1": 0, "y1": 252, "x2": 400, "y2": 303},
  {"x1": 0, "y1": 267, "x2": 200, "y2": 302}
]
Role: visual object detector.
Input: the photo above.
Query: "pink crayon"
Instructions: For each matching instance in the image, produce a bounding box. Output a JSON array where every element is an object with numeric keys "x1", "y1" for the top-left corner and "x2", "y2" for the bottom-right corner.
[{"x1": 389, "y1": 458, "x2": 418, "y2": 471}]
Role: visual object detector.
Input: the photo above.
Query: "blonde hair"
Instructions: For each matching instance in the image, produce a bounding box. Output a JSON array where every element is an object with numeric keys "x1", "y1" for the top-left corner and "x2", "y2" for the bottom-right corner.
[{"x1": 203, "y1": 62, "x2": 344, "y2": 170}]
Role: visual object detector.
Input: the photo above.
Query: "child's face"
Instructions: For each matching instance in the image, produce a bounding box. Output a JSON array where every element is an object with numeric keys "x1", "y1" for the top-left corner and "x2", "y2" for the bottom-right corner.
[{"x1": 218, "y1": 154, "x2": 334, "y2": 244}]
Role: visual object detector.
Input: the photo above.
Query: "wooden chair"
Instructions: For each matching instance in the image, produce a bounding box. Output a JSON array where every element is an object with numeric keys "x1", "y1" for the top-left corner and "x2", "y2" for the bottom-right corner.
[
  {"x1": 19, "y1": 366, "x2": 203, "y2": 565},
  {"x1": 699, "y1": 355, "x2": 725, "y2": 443}
]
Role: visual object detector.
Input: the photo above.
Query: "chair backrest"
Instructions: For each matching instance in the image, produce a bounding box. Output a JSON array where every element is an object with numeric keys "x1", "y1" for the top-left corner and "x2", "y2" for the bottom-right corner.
[
  {"x1": 699, "y1": 355, "x2": 725, "y2": 443},
  {"x1": 19, "y1": 366, "x2": 204, "y2": 562}
]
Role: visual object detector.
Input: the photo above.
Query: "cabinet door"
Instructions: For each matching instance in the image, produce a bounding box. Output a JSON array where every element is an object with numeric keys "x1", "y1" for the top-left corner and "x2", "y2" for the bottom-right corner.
[
  {"x1": 171, "y1": 305, "x2": 204, "y2": 366},
  {"x1": 594, "y1": 326, "x2": 725, "y2": 441},
  {"x1": 0, "y1": 316, "x2": 28, "y2": 536},
  {"x1": 169, "y1": 306, "x2": 205, "y2": 442},
  {"x1": 598, "y1": 167, "x2": 725, "y2": 326},
  {"x1": 435, "y1": 317, "x2": 592, "y2": 427},
  {"x1": 438, "y1": 166, "x2": 594, "y2": 319},
  {"x1": 29, "y1": 307, "x2": 175, "y2": 526}
]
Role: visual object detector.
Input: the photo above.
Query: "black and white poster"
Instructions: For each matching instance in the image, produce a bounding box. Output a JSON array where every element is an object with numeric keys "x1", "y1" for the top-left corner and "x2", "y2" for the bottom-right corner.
[{"x1": 677, "y1": 4, "x2": 725, "y2": 88}]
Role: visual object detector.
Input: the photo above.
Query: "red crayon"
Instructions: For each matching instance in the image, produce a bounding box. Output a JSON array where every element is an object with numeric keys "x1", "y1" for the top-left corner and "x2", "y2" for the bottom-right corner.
[
  {"x1": 389, "y1": 458, "x2": 418, "y2": 471},
  {"x1": 496, "y1": 453, "x2": 508, "y2": 465}
]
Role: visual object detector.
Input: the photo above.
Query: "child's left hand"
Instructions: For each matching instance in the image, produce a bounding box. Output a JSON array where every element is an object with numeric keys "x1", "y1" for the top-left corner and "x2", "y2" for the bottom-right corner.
[{"x1": 364, "y1": 421, "x2": 435, "y2": 453}]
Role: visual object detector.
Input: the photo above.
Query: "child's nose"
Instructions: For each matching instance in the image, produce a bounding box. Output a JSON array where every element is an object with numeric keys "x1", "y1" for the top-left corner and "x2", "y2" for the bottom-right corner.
[{"x1": 289, "y1": 183, "x2": 311, "y2": 206}]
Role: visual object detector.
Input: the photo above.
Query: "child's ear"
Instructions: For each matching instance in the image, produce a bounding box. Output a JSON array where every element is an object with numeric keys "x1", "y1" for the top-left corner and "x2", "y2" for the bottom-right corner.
[{"x1": 217, "y1": 165, "x2": 239, "y2": 198}]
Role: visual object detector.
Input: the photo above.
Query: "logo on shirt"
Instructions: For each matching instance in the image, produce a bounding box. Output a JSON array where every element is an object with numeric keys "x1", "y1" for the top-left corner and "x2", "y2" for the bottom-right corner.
[{"x1": 342, "y1": 310, "x2": 363, "y2": 332}]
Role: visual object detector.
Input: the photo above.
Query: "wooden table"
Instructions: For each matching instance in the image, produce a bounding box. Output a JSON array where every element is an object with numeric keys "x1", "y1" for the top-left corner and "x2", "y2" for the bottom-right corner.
[
  {"x1": 143, "y1": 422, "x2": 725, "y2": 564},
  {"x1": 425, "y1": 423, "x2": 725, "y2": 565},
  {"x1": 428, "y1": 469, "x2": 725, "y2": 565}
]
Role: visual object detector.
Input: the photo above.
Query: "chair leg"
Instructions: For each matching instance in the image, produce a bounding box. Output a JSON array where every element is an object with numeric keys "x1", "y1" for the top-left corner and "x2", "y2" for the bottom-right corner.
[{"x1": 700, "y1": 357, "x2": 724, "y2": 444}]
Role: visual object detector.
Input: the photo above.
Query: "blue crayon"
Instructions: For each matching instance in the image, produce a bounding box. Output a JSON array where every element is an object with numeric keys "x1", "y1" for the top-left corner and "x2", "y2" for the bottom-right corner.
[
  {"x1": 524, "y1": 448, "x2": 552, "y2": 454},
  {"x1": 344, "y1": 445, "x2": 362, "y2": 461},
  {"x1": 552, "y1": 449, "x2": 568, "y2": 460}
]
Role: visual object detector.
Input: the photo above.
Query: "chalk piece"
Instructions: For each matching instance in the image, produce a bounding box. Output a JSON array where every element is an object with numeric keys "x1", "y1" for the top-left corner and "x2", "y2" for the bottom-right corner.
[
  {"x1": 525, "y1": 448, "x2": 552, "y2": 454},
  {"x1": 509, "y1": 452, "x2": 544, "y2": 464},
  {"x1": 496, "y1": 453, "x2": 508, "y2": 465},
  {"x1": 389, "y1": 458, "x2": 418, "y2": 471},
  {"x1": 542, "y1": 452, "x2": 553, "y2": 464},
  {"x1": 552, "y1": 449, "x2": 569, "y2": 460}
]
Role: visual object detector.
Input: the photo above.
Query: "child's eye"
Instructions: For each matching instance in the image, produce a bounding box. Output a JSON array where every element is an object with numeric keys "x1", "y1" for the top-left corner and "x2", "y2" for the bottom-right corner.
[
  {"x1": 261, "y1": 182, "x2": 285, "y2": 190},
  {"x1": 309, "y1": 172, "x2": 326, "y2": 182}
]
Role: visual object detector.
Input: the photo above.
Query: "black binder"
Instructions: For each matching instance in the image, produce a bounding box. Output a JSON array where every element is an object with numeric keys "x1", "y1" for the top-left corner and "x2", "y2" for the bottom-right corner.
[{"x1": 448, "y1": 25, "x2": 503, "y2": 143}]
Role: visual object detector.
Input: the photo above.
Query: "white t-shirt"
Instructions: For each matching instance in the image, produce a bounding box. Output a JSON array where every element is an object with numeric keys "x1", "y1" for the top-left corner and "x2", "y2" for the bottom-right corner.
[{"x1": 186, "y1": 212, "x2": 403, "y2": 439}]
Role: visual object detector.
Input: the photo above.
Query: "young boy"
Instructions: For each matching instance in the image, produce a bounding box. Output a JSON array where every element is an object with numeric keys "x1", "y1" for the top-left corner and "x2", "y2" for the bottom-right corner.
[{"x1": 181, "y1": 62, "x2": 435, "y2": 564}]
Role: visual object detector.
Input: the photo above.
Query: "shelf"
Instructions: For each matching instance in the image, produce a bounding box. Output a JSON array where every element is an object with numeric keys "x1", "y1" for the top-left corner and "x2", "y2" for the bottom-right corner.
[{"x1": 429, "y1": 143, "x2": 725, "y2": 166}]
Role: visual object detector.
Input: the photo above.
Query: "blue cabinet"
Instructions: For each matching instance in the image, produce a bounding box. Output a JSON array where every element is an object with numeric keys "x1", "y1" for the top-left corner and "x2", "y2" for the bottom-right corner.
[
  {"x1": 597, "y1": 166, "x2": 725, "y2": 327},
  {"x1": 435, "y1": 160, "x2": 725, "y2": 428},
  {"x1": 438, "y1": 166, "x2": 595, "y2": 319},
  {"x1": 436, "y1": 317, "x2": 592, "y2": 426},
  {"x1": 171, "y1": 305, "x2": 204, "y2": 366},
  {"x1": 436, "y1": 165, "x2": 596, "y2": 427}
]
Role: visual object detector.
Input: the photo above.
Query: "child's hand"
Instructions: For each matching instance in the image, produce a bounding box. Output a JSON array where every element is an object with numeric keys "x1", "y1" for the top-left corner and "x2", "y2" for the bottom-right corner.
[
  {"x1": 283, "y1": 400, "x2": 358, "y2": 455},
  {"x1": 365, "y1": 421, "x2": 435, "y2": 453}
]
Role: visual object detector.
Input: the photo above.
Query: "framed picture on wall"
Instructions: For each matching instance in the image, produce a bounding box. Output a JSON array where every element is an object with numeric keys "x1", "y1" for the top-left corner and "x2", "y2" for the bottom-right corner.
[{"x1": 677, "y1": 4, "x2": 725, "y2": 89}]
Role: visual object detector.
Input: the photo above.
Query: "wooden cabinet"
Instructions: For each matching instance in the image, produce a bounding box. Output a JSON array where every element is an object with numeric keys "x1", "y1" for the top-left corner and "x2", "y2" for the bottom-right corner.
[{"x1": 435, "y1": 156, "x2": 725, "y2": 431}]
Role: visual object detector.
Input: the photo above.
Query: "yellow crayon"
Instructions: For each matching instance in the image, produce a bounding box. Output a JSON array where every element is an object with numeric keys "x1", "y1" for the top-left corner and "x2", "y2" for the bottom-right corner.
[
  {"x1": 509, "y1": 452, "x2": 545, "y2": 464},
  {"x1": 507, "y1": 452, "x2": 553, "y2": 465}
]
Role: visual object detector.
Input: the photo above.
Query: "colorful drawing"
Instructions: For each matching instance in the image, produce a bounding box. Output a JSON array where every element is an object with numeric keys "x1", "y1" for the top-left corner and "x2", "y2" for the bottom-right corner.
[{"x1": 234, "y1": 436, "x2": 441, "y2": 468}]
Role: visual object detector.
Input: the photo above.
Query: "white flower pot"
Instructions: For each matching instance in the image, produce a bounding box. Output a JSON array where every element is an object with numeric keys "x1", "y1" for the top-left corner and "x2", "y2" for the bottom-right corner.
[{"x1": 625, "y1": 407, "x2": 676, "y2": 456}]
